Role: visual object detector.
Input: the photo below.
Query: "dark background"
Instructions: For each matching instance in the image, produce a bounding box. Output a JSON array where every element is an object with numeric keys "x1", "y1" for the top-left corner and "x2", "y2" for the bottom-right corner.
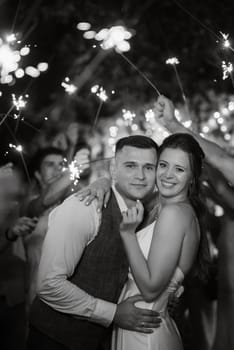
[{"x1": 1, "y1": 0, "x2": 234, "y2": 153}]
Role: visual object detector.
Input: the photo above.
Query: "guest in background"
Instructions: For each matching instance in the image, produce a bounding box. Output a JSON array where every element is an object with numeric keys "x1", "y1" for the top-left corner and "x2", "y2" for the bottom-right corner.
[{"x1": 0, "y1": 163, "x2": 36, "y2": 350}]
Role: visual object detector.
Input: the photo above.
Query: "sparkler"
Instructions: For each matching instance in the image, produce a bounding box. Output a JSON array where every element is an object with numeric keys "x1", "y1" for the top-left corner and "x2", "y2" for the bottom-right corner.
[
  {"x1": 145, "y1": 109, "x2": 155, "y2": 123},
  {"x1": 61, "y1": 77, "x2": 77, "y2": 95},
  {"x1": 166, "y1": 56, "x2": 187, "y2": 103},
  {"x1": 68, "y1": 160, "x2": 82, "y2": 186},
  {"x1": 0, "y1": 33, "x2": 48, "y2": 83},
  {"x1": 12, "y1": 93, "x2": 28, "y2": 110},
  {"x1": 122, "y1": 109, "x2": 136, "y2": 125},
  {"x1": 0, "y1": 106, "x2": 15, "y2": 127},
  {"x1": 97, "y1": 26, "x2": 132, "y2": 53},
  {"x1": 91, "y1": 85, "x2": 108, "y2": 102},
  {"x1": 220, "y1": 32, "x2": 234, "y2": 51},
  {"x1": 166, "y1": 57, "x2": 180, "y2": 65},
  {"x1": 91, "y1": 85, "x2": 109, "y2": 128},
  {"x1": 6, "y1": 34, "x2": 17, "y2": 43},
  {"x1": 5, "y1": 120, "x2": 31, "y2": 184},
  {"x1": 9, "y1": 143, "x2": 23, "y2": 152},
  {"x1": 62, "y1": 159, "x2": 82, "y2": 186},
  {"x1": 80, "y1": 23, "x2": 161, "y2": 95},
  {"x1": 119, "y1": 51, "x2": 161, "y2": 95},
  {"x1": 11, "y1": 93, "x2": 28, "y2": 133},
  {"x1": 0, "y1": 42, "x2": 20, "y2": 79},
  {"x1": 77, "y1": 22, "x2": 132, "y2": 51},
  {"x1": 222, "y1": 61, "x2": 233, "y2": 80}
]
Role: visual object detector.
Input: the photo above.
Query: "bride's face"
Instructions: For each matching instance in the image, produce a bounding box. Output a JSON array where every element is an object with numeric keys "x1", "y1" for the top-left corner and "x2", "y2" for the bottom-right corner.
[{"x1": 156, "y1": 147, "x2": 192, "y2": 202}]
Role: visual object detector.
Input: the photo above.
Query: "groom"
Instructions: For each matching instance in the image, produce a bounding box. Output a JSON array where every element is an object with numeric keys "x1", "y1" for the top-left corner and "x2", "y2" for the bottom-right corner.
[{"x1": 27, "y1": 135, "x2": 161, "y2": 350}]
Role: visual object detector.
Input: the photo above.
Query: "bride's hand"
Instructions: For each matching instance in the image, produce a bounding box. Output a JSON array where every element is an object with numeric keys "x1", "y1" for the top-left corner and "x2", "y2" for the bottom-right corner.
[
  {"x1": 120, "y1": 200, "x2": 144, "y2": 235},
  {"x1": 76, "y1": 177, "x2": 111, "y2": 212}
]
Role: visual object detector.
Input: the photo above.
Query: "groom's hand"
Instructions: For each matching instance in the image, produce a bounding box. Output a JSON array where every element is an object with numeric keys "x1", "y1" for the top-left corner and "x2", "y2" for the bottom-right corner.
[{"x1": 113, "y1": 295, "x2": 162, "y2": 334}]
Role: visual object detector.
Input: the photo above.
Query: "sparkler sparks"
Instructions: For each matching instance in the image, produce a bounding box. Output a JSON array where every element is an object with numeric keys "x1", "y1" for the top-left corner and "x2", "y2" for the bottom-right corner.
[
  {"x1": 9, "y1": 143, "x2": 23, "y2": 152},
  {"x1": 91, "y1": 85, "x2": 108, "y2": 101},
  {"x1": 166, "y1": 57, "x2": 180, "y2": 65},
  {"x1": 68, "y1": 160, "x2": 82, "y2": 186},
  {"x1": 0, "y1": 33, "x2": 48, "y2": 84},
  {"x1": 91, "y1": 85, "x2": 109, "y2": 128},
  {"x1": 145, "y1": 109, "x2": 155, "y2": 123},
  {"x1": 78, "y1": 22, "x2": 132, "y2": 52},
  {"x1": 96, "y1": 25, "x2": 132, "y2": 52},
  {"x1": 12, "y1": 94, "x2": 28, "y2": 110},
  {"x1": 79, "y1": 22, "x2": 160, "y2": 95},
  {"x1": 166, "y1": 55, "x2": 187, "y2": 103},
  {"x1": 62, "y1": 159, "x2": 82, "y2": 186},
  {"x1": 61, "y1": 77, "x2": 77, "y2": 94},
  {"x1": 122, "y1": 109, "x2": 136, "y2": 125},
  {"x1": 222, "y1": 61, "x2": 233, "y2": 80},
  {"x1": 0, "y1": 43, "x2": 20, "y2": 79},
  {"x1": 219, "y1": 31, "x2": 234, "y2": 51},
  {"x1": 6, "y1": 33, "x2": 17, "y2": 43}
]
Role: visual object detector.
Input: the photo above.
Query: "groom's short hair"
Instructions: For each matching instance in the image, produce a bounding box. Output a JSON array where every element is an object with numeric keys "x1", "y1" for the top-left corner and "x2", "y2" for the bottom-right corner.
[{"x1": 115, "y1": 135, "x2": 158, "y2": 154}]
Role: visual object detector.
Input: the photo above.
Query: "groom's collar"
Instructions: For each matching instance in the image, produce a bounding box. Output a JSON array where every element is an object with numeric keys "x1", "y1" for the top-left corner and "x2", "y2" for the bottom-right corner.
[{"x1": 112, "y1": 185, "x2": 128, "y2": 213}]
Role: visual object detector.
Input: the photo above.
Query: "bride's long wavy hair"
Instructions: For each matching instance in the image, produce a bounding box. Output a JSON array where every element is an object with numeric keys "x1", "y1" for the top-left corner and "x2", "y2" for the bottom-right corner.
[{"x1": 157, "y1": 133, "x2": 211, "y2": 282}]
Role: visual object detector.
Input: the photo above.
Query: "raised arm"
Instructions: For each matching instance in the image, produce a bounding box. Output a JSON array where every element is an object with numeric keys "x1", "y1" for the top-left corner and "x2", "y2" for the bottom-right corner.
[
  {"x1": 28, "y1": 149, "x2": 91, "y2": 217},
  {"x1": 202, "y1": 162, "x2": 234, "y2": 215},
  {"x1": 120, "y1": 201, "x2": 186, "y2": 302},
  {"x1": 155, "y1": 95, "x2": 234, "y2": 185}
]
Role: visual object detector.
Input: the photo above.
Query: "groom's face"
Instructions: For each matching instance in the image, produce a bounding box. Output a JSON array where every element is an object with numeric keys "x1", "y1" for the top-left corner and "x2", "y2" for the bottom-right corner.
[{"x1": 113, "y1": 145, "x2": 157, "y2": 206}]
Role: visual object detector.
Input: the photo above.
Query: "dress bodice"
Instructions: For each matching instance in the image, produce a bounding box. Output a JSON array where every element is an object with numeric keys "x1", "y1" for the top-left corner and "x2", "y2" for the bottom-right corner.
[
  {"x1": 121, "y1": 222, "x2": 184, "y2": 315},
  {"x1": 113, "y1": 222, "x2": 184, "y2": 350}
]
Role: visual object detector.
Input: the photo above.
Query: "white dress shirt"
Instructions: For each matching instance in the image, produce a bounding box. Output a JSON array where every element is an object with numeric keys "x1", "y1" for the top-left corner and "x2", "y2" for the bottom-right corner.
[{"x1": 37, "y1": 187, "x2": 128, "y2": 327}]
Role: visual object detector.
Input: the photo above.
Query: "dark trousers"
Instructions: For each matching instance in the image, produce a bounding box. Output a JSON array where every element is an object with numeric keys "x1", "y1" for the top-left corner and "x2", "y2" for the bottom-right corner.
[
  {"x1": 27, "y1": 326, "x2": 68, "y2": 350},
  {"x1": 27, "y1": 325, "x2": 112, "y2": 350},
  {"x1": 0, "y1": 297, "x2": 27, "y2": 350}
]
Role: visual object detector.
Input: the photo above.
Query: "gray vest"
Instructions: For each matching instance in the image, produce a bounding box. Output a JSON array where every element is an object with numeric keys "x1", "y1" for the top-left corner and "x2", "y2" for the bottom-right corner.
[{"x1": 29, "y1": 190, "x2": 129, "y2": 348}]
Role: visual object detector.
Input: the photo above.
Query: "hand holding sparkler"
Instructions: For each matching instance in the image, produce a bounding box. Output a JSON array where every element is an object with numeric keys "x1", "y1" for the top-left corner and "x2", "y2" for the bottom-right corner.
[
  {"x1": 74, "y1": 148, "x2": 90, "y2": 173},
  {"x1": 8, "y1": 216, "x2": 38, "y2": 239},
  {"x1": 154, "y1": 96, "x2": 178, "y2": 132}
]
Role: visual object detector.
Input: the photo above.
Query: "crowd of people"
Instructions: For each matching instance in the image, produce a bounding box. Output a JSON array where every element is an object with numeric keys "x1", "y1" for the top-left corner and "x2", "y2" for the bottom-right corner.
[{"x1": 0, "y1": 96, "x2": 233, "y2": 350}]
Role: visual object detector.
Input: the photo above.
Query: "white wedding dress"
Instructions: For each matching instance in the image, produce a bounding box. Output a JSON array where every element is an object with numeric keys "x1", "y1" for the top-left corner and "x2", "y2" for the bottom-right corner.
[{"x1": 112, "y1": 222, "x2": 184, "y2": 350}]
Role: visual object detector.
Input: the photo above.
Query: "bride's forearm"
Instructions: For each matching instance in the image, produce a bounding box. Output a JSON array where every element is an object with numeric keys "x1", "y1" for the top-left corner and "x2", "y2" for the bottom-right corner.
[{"x1": 121, "y1": 234, "x2": 159, "y2": 302}]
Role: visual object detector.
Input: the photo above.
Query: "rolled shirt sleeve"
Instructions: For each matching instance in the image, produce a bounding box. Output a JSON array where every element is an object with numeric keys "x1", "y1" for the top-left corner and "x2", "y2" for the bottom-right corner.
[{"x1": 37, "y1": 194, "x2": 116, "y2": 327}]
